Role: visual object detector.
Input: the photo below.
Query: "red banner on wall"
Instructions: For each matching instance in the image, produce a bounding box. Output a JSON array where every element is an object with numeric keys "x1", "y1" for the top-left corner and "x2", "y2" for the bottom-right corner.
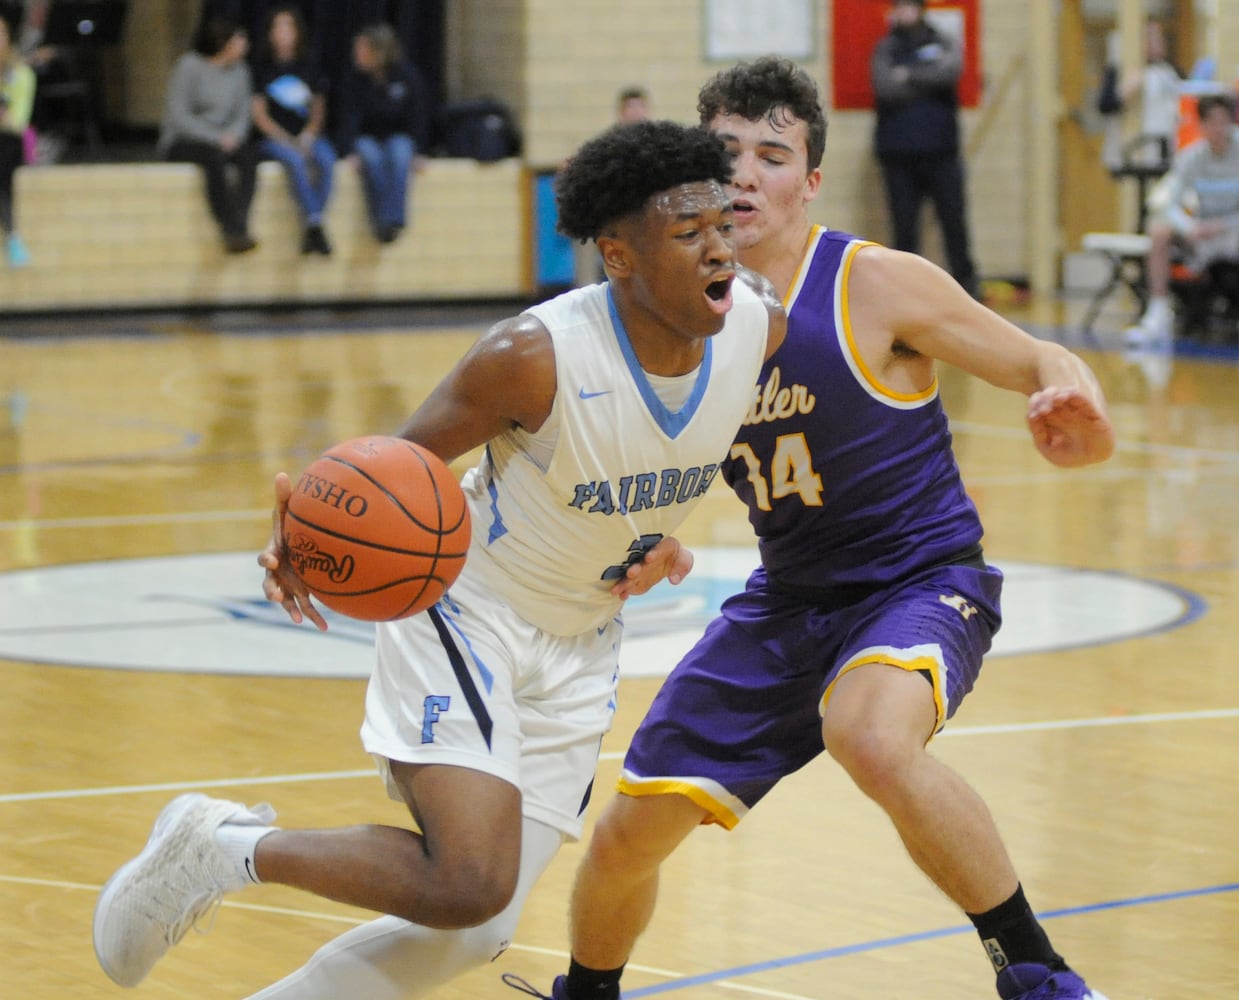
[{"x1": 832, "y1": 0, "x2": 981, "y2": 110}]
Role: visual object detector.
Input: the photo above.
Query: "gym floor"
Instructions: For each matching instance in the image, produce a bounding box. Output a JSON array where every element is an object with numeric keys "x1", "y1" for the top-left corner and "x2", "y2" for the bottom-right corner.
[{"x1": 1, "y1": 291, "x2": 1237, "y2": 998}]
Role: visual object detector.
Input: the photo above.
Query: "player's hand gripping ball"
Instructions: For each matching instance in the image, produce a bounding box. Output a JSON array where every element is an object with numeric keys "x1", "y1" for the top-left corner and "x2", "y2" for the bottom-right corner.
[{"x1": 284, "y1": 436, "x2": 470, "y2": 620}]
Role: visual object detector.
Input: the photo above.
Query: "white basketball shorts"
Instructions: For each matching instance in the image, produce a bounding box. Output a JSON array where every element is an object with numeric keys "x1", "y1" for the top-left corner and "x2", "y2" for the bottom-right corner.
[{"x1": 361, "y1": 567, "x2": 622, "y2": 840}]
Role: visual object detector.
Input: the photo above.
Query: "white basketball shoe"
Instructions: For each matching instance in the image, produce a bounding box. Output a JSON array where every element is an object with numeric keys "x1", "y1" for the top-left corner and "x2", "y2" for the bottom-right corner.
[{"x1": 93, "y1": 793, "x2": 276, "y2": 987}]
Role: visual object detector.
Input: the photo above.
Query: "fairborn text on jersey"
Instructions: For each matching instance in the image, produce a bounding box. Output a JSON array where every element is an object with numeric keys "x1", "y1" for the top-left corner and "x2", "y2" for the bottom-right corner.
[{"x1": 568, "y1": 465, "x2": 721, "y2": 515}]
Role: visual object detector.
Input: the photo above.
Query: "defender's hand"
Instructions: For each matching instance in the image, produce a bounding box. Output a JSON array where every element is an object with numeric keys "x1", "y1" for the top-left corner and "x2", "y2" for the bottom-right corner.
[
  {"x1": 610, "y1": 536, "x2": 695, "y2": 599},
  {"x1": 1027, "y1": 387, "x2": 1116, "y2": 468}
]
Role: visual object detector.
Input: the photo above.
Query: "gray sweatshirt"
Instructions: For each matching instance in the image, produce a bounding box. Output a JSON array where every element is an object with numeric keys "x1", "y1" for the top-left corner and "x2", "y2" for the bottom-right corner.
[
  {"x1": 158, "y1": 52, "x2": 253, "y2": 155},
  {"x1": 1163, "y1": 127, "x2": 1239, "y2": 235}
]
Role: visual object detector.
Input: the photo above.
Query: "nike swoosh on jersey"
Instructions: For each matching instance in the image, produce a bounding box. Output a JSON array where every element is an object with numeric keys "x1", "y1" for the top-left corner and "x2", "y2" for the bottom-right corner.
[{"x1": 578, "y1": 387, "x2": 613, "y2": 400}]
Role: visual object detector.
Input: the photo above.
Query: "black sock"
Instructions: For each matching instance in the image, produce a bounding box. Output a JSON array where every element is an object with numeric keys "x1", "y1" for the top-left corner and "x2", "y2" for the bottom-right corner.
[
  {"x1": 564, "y1": 958, "x2": 625, "y2": 999},
  {"x1": 967, "y1": 884, "x2": 1068, "y2": 974}
]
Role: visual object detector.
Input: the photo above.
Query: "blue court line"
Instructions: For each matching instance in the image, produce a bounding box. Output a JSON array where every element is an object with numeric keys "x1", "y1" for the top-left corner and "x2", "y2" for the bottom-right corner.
[{"x1": 623, "y1": 881, "x2": 1239, "y2": 996}]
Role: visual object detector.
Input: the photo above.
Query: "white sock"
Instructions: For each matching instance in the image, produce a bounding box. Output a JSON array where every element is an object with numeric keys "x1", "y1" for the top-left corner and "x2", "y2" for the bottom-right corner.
[
  {"x1": 1144, "y1": 296, "x2": 1171, "y2": 322},
  {"x1": 215, "y1": 822, "x2": 279, "y2": 888},
  {"x1": 244, "y1": 816, "x2": 563, "y2": 999}
]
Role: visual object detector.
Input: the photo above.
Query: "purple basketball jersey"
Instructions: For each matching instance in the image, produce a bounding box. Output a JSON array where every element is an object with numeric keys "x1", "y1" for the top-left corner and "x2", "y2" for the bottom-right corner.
[
  {"x1": 725, "y1": 227, "x2": 983, "y2": 590},
  {"x1": 619, "y1": 228, "x2": 1004, "y2": 827}
]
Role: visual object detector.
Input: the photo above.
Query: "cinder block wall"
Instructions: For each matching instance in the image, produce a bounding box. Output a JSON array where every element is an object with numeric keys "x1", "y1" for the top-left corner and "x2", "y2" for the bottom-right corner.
[
  {"x1": 450, "y1": 1, "x2": 1028, "y2": 279},
  {"x1": 21, "y1": 2, "x2": 1239, "y2": 312},
  {"x1": 0, "y1": 160, "x2": 526, "y2": 313}
]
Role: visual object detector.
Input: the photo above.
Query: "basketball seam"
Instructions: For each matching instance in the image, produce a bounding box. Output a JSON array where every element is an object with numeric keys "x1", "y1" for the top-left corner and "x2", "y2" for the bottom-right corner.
[
  {"x1": 284, "y1": 509, "x2": 466, "y2": 558},
  {"x1": 322, "y1": 451, "x2": 447, "y2": 538},
  {"x1": 288, "y1": 436, "x2": 470, "y2": 621}
]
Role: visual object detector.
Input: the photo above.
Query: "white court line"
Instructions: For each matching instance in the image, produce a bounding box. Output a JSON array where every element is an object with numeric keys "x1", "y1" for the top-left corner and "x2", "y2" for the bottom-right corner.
[
  {"x1": 2, "y1": 708, "x2": 1237, "y2": 805},
  {"x1": 0, "y1": 768, "x2": 377, "y2": 803},
  {"x1": 937, "y1": 708, "x2": 1239, "y2": 736},
  {"x1": 2, "y1": 876, "x2": 818, "y2": 1000},
  {"x1": 0, "y1": 509, "x2": 268, "y2": 532},
  {"x1": 4, "y1": 412, "x2": 1239, "y2": 537}
]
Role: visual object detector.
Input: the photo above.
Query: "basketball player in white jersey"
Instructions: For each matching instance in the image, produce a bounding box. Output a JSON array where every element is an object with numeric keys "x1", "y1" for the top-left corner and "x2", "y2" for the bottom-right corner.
[{"x1": 92, "y1": 119, "x2": 786, "y2": 997}]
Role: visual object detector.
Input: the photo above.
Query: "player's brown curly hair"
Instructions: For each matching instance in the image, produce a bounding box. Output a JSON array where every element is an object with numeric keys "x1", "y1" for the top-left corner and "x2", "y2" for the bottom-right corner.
[{"x1": 697, "y1": 56, "x2": 828, "y2": 171}]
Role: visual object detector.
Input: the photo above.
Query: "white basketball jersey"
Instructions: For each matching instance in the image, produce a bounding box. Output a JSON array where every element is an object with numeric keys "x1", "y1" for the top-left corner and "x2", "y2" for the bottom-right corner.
[{"x1": 459, "y1": 281, "x2": 770, "y2": 636}]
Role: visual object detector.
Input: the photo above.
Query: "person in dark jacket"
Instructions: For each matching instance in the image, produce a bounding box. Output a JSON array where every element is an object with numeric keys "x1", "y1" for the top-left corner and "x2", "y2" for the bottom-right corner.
[
  {"x1": 870, "y1": 0, "x2": 978, "y2": 298},
  {"x1": 336, "y1": 23, "x2": 431, "y2": 244}
]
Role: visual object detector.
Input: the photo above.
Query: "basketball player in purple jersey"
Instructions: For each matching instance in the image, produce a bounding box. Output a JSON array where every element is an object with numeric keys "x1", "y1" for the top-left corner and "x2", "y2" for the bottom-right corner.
[{"x1": 514, "y1": 58, "x2": 1115, "y2": 1000}]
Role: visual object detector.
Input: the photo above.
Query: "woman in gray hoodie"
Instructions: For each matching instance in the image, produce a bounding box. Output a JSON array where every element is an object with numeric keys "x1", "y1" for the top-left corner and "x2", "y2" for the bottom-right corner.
[{"x1": 159, "y1": 16, "x2": 258, "y2": 254}]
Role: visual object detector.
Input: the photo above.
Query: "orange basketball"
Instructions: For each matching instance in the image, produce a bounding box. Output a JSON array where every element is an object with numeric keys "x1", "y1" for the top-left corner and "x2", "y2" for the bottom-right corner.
[{"x1": 284, "y1": 436, "x2": 470, "y2": 621}]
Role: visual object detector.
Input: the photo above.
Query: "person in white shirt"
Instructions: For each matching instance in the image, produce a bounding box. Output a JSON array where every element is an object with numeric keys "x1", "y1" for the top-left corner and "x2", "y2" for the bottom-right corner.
[
  {"x1": 91, "y1": 118, "x2": 788, "y2": 1000},
  {"x1": 1119, "y1": 19, "x2": 1182, "y2": 167},
  {"x1": 1127, "y1": 93, "x2": 1239, "y2": 345}
]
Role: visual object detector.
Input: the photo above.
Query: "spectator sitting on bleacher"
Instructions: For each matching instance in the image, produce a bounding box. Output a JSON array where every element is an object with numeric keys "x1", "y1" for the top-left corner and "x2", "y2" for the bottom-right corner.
[
  {"x1": 251, "y1": 4, "x2": 335, "y2": 256},
  {"x1": 1127, "y1": 93, "x2": 1239, "y2": 346},
  {"x1": 335, "y1": 22, "x2": 431, "y2": 245},
  {"x1": 159, "y1": 16, "x2": 259, "y2": 255},
  {"x1": 0, "y1": 5, "x2": 34, "y2": 267}
]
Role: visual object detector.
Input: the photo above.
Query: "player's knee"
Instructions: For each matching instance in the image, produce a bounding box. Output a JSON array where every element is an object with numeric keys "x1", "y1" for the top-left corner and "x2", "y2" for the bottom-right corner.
[
  {"x1": 586, "y1": 794, "x2": 696, "y2": 877},
  {"x1": 401, "y1": 858, "x2": 518, "y2": 928},
  {"x1": 585, "y1": 806, "x2": 642, "y2": 870},
  {"x1": 448, "y1": 867, "x2": 518, "y2": 927},
  {"x1": 823, "y1": 723, "x2": 910, "y2": 797}
]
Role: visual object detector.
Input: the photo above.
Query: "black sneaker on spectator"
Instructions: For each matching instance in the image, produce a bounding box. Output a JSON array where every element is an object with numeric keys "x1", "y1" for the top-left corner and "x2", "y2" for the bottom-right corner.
[
  {"x1": 224, "y1": 233, "x2": 258, "y2": 255},
  {"x1": 306, "y1": 225, "x2": 332, "y2": 255}
]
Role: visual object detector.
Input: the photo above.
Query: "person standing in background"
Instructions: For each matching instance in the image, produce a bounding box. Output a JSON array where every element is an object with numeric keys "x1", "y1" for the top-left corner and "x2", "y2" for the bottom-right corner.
[
  {"x1": 251, "y1": 4, "x2": 337, "y2": 256},
  {"x1": 571, "y1": 85, "x2": 653, "y2": 286},
  {"x1": 336, "y1": 22, "x2": 431, "y2": 244},
  {"x1": 159, "y1": 16, "x2": 259, "y2": 255},
  {"x1": 0, "y1": 5, "x2": 34, "y2": 267},
  {"x1": 1119, "y1": 19, "x2": 1182, "y2": 166},
  {"x1": 870, "y1": 0, "x2": 978, "y2": 299},
  {"x1": 614, "y1": 85, "x2": 650, "y2": 124}
]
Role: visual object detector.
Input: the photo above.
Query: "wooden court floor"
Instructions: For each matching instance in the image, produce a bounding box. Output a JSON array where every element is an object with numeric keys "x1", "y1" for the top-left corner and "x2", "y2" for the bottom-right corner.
[{"x1": 1, "y1": 298, "x2": 1237, "y2": 998}]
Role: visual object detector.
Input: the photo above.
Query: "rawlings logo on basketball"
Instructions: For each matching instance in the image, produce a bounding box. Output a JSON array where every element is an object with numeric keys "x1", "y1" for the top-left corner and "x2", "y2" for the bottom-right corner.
[
  {"x1": 285, "y1": 436, "x2": 470, "y2": 621},
  {"x1": 286, "y1": 533, "x2": 356, "y2": 583},
  {"x1": 294, "y1": 473, "x2": 370, "y2": 517}
]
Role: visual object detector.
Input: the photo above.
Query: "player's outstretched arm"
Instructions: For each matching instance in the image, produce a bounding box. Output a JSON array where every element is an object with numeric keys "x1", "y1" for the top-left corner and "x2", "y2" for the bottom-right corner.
[
  {"x1": 610, "y1": 535, "x2": 695, "y2": 599},
  {"x1": 849, "y1": 247, "x2": 1116, "y2": 469},
  {"x1": 258, "y1": 471, "x2": 330, "y2": 631},
  {"x1": 1022, "y1": 329, "x2": 1115, "y2": 468}
]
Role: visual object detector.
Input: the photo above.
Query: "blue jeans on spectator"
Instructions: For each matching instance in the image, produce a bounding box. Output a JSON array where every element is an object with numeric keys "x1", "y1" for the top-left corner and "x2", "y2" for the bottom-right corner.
[
  {"x1": 260, "y1": 136, "x2": 337, "y2": 226},
  {"x1": 354, "y1": 133, "x2": 415, "y2": 238}
]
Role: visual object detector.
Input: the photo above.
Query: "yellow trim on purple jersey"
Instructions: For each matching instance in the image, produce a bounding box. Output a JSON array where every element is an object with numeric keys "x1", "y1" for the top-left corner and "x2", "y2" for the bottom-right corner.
[{"x1": 835, "y1": 238, "x2": 939, "y2": 405}]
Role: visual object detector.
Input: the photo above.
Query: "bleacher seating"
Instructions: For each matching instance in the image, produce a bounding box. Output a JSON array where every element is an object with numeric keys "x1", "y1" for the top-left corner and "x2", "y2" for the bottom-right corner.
[{"x1": 0, "y1": 158, "x2": 528, "y2": 313}]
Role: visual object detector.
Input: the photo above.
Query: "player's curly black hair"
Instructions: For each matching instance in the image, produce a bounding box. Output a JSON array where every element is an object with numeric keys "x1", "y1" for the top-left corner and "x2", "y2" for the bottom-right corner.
[
  {"x1": 697, "y1": 56, "x2": 828, "y2": 171},
  {"x1": 556, "y1": 120, "x2": 732, "y2": 242}
]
